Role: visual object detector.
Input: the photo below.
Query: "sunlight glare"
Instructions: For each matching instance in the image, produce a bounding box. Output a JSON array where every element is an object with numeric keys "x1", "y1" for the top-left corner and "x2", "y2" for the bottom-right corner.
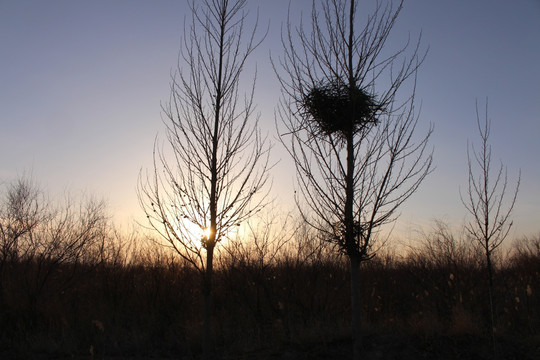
[{"x1": 202, "y1": 227, "x2": 211, "y2": 240}]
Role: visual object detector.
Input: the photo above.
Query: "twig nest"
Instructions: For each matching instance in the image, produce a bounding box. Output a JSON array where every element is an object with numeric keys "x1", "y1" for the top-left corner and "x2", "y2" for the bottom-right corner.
[{"x1": 302, "y1": 81, "x2": 381, "y2": 139}]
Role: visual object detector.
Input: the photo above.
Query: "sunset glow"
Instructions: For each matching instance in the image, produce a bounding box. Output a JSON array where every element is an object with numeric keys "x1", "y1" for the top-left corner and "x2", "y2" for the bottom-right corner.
[
  {"x1": 1, "y1": 0, "x2": 538, "y2": 238},
  {"x1": 1, "y1": 1, "x2": 538, "y2": 358},
  {"x1": 202, "y1": 227, "x2": 211, "y2": 241}
]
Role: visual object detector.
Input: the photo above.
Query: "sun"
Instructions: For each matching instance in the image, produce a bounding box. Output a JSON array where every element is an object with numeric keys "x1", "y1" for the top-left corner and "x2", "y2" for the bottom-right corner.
[{"x1": 202, "y1": 227, "x2": 211, "y2": 240}]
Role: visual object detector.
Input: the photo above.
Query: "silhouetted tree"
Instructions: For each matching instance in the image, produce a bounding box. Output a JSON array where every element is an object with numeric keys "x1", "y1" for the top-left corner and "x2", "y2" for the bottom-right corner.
[
  {"x1": 138, "y1": 0, "x2": 269, "y2": 357},
  {"x1": 461, "y1": 99, "x2": 520, "y2": 356},
  {"x1": 275, "y1": 1, "x2": 432, "y2": 357},
  {"x1": 0, "y1": 177, "x2": 43, "y2": 265},
  {"x1": 0, "y1": 176, "x2": 108, "y2": 319}
]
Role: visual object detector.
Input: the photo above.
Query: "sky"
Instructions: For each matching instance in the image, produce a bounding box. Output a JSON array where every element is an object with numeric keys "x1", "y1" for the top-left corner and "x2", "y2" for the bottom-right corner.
[{"x1": 1, "y1": 0, "x2": 539, "y2": 241}]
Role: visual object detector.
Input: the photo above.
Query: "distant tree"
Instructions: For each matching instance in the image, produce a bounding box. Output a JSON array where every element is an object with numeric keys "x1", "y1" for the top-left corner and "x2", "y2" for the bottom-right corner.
[
  {"x1": 275, "y1": 0, "x2": 432, "y2": 357},
  {"x1": 0, "y1": 177, "x2": 43, "y2": 265},
  {"x1": 461, "y1": 99, "x2": 520, "y2": 355},
  {"x1": 0, "y1": 176, "x2": 108, "y2": 316},
  {"x1": 138, "y1": 0, "x2": 269, "y2": 357}
]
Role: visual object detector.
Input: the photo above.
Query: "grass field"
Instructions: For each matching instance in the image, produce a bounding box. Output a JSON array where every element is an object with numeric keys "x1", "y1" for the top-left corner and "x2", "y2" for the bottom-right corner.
[{"x1": 0, "y1": 228, "x2": 538, "y2": 359}]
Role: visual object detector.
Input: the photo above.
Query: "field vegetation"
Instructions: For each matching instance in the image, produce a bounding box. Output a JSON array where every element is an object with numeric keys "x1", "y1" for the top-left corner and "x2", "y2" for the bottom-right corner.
[{"x1": 0, "y1": 179, "x2": 538, "y2": 359}]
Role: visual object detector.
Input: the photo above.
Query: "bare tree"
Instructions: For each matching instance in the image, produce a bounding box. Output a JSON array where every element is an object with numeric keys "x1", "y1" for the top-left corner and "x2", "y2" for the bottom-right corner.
[
  {"x1": 0, "y1": 176, "x2": 108, "y2": 319},
  {"x1": 0, "y1": 177, "x2": 44, "y2": 265},
  {"x1": 0, "y1": 176, "x2": 107, "y2": 266},
  {"x1": 138, "y1": 0, "x2": 269, "y2": 356},
  {"x1": 275, "y1": 0, "x2": 432, "y2": 357},
  {"x1": 461, "y1": 99, "x2": 520, "y2": 355}
]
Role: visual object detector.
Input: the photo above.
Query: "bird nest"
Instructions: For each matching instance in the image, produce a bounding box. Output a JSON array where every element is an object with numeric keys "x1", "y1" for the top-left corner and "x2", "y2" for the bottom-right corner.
[{"x1": 301, "y1": 81, "x2": 381, "y2": 139}]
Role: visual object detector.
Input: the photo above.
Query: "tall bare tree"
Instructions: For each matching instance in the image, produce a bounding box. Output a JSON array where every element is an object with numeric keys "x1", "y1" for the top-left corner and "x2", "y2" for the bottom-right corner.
[
  {"x1": 275, "y1": 0, "x2": 432, "y2": 357},
  {"x1": 138, "y1": 0, "x2": 269, "y2": 357},
  {"x1": 461, "y1": 99, "x2": 520, "y2": 355}
]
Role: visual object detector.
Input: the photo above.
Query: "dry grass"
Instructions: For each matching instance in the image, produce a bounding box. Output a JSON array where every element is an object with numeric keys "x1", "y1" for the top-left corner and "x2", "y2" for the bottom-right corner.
[{"x1": 0, "y1": 229, "x2": 538, "y2": 359}]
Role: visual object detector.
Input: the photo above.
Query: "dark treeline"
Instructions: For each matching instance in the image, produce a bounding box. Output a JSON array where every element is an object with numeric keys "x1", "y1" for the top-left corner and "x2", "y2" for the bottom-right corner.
[{"x1": 0, "y1": 180, "x2": 538, "y2": 359}]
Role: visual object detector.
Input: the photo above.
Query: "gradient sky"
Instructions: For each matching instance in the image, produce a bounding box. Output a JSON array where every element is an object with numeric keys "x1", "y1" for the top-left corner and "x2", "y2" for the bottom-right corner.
[{"x1": 1, "y1": 0, "x2": 539, "y2": 240}]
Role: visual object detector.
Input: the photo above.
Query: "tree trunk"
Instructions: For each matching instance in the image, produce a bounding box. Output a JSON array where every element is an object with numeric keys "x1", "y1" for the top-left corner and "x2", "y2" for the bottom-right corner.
[
  {"x1": 486, "y1": 249, "x2": 497, "y2": 358},
  {"x1": 346, "y1": 3, "x2": 361, "y2": 357},
  {"x1": 203, "y1": 244, "x2": 215, "y2": 360},
  {"x1": 350, "y1": 255, "x2": 362, "y2": 360}
]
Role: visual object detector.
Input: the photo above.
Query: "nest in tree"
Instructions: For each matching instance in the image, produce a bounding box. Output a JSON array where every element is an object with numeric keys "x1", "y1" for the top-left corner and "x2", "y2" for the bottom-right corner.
[{"x1": 302, "y1": 81, "x2": 381, "y2": 139}]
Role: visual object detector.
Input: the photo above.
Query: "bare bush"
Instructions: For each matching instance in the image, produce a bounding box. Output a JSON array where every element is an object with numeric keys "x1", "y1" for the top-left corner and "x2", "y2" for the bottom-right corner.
[
  {"x1": 411, "y1": 220, "x2": 482, "y2": 270},
  {"x1": 510, "y1": 234, "x2": 540, "y2": 265}
]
